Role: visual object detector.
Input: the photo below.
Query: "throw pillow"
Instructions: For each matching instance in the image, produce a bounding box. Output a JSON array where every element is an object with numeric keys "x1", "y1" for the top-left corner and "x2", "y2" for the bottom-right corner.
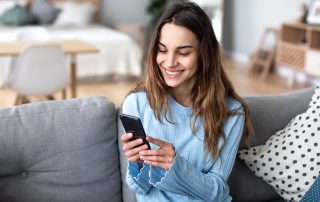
[
  {"x1": 0, "y1": 4, "x2": 36, "y2": 26},
  {"x1": 53, "y1": 2, "x2": 95, "y2": 26},
  {"x1": 0, "y1": 0, "x2": 26, "y2": 16},
  {"x1": 300, "y1": 175, "x2": 320, "y2": 202},
  {"x1": 238, "y1": 84, "x2": 320, "y2": 202},
  {"x1": 31, "y1": 0, "x2": 60, "y2": 24}
]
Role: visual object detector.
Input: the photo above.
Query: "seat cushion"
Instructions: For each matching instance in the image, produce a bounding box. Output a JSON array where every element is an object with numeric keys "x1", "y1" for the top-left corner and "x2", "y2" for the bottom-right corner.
[{"x1": 0, "y1": 97, "x2": 122, "y2": 202}]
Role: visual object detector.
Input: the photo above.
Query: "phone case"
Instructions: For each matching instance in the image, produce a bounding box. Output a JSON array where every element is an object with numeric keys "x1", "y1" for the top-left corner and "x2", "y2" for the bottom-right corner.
[{"x1": 120, "y1": 113, "x2": 151, "y2": 149}]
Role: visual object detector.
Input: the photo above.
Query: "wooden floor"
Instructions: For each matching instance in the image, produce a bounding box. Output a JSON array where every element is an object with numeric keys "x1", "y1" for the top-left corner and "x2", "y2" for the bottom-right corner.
[{"x1": 0, "y1": 58, "x2": 311, "y2": 108}]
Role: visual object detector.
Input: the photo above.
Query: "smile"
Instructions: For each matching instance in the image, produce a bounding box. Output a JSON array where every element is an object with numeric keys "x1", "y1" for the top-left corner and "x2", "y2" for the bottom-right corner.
[{"x1": 165, "y1": 69, "x2": 182, "y2": 76}]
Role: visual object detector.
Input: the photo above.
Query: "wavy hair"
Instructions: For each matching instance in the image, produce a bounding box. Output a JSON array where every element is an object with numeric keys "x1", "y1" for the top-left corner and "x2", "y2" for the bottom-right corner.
[{"x1": 131, "y1": 1, "x2": 252, "y2": 159}]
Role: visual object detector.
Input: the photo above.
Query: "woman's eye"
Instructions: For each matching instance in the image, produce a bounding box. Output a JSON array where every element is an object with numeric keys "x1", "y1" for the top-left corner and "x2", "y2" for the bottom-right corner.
[
  {"x1": 179, "y1": 52, "x2": 190, "y2": 56},
  {"x1": 158, "y1": 49, "x2": 167, "y2": 53}
]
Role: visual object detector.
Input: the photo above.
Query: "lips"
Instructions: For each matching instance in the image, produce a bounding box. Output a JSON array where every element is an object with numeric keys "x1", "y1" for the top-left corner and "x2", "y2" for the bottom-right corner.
[{"x1": 165, "y1": 69, "x2": 182, "y2": 75}]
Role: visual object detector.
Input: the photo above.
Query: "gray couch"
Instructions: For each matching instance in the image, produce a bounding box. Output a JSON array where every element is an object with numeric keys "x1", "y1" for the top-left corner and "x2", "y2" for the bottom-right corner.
[{"x1": 0, "y1": 87, "x2": 315, "y2": 202}]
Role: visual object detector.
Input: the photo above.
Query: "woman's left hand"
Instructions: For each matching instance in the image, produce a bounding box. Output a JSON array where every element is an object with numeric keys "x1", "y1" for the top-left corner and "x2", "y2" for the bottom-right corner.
[{"x1": 139, "y1": 136, "x2": 176, "y2": 170}]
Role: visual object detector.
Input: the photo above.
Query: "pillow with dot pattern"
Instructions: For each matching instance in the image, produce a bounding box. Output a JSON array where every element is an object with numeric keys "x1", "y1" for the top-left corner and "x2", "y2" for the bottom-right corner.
[{"x1": 238, "y1": 84, "x2": 320, "y2": 202}]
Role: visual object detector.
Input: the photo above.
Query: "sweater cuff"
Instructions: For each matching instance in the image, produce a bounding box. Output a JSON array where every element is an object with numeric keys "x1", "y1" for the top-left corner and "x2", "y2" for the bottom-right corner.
[
  {"x1": 128, "y1": 161, "x2": 151, "y2": 189},
  {"x1": 149, "y1": 154, "x2": 179, "y2": 186}
]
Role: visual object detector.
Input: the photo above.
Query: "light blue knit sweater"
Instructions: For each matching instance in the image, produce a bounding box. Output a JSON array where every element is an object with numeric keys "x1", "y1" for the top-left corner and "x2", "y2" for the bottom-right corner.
[{"x1": 122, "y1": 91, "x2": 244, "y2": 202}]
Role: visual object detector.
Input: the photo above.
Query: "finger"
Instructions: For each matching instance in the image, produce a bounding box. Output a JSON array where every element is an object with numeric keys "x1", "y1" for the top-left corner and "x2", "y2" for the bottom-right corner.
[
  {"x1": 125, "y1": 144, "x2": 149, "y2": 158},
  {"x1": 121, "y1": 133, "x2": 133, "y2": 142},
  {"x1": 140, "y1": 148, "x2": 176, "y2": 157},
  {"x1": 140, "y1": 155, "x2": 174, "y2": 163},
  {"x1": 146, "y1": 136, "x2": 172, "y2": 148},
  {"x1": 122, "y1": 138, "x2": 143, "y2": 151},
  {"x1": 144, "y1": 160, "x2": 171, "y2": 171},
  {"x1": 128, "y1": 154, "x2": 141, "y2": 162},
  {"x1": 139, "y1": 149, "x2": 168, "y2": 156}
]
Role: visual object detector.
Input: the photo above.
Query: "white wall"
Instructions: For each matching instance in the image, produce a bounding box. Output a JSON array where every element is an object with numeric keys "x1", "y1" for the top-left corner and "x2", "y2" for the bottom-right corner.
[
  {"x1": 100, "y1": 0, "x2": 309, "y2": 63},
  {"x1": 101, "y1": 0, "x2": 150, "y2": 27},
  {"x1": 223, "y1": 0, "x2": 307, "y2": 62}
]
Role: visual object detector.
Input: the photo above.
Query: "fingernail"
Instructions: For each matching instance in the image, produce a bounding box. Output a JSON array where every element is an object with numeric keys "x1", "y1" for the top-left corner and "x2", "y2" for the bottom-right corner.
[
  {"x1": 139, "y1": 151, "x2": 144, "y2": 155},
  {"x1": 140, "y1": 156, "x2": 144, "y2": 160},
  {"x1": 128, "y1": 133, "x2": 133, "y2": 137}
]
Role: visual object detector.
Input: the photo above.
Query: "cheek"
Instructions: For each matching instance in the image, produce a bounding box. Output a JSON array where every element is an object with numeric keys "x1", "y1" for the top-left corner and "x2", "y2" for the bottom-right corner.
[
  {"x1": 182, "y1": 57, "x2": 198, "y2": 71},
  {"x1": 156, "y1": 54, "x2": 164, "y2": 66}
]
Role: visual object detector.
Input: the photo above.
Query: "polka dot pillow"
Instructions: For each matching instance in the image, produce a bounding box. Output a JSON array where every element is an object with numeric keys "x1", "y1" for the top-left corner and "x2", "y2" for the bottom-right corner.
[{"x1": 238, "y1": 84, "x2": 320, "y2": 202}]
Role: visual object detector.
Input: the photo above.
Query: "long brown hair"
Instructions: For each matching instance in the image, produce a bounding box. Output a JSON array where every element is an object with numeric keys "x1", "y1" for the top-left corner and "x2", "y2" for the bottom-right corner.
[{"x1": 131, "y1": 1, "x2": 252, "y2": 158}]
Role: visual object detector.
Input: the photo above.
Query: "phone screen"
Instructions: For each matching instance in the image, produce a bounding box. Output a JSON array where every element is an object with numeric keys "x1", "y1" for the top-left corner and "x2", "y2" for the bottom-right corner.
[{"x1": 119, "y1": 113, "x2": 151, "y2": 149}]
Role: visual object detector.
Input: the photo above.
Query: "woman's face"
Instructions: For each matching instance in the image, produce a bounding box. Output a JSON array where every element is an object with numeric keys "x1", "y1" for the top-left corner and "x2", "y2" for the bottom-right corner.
[{"x1": 156, "y1": 23, "x2": 199, "y2": 94}]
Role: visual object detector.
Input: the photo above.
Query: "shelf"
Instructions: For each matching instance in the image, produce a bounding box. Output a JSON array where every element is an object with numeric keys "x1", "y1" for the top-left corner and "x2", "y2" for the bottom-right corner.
[
  {"x1": 310, "y1": 30, "x2": 320, "y2": 50},
  {"x1": 277, "y1": 22, "x2": 320, "y2": 78},
  {"x1": 281, "y1": 24, "x2": 307, "y2": 44}
]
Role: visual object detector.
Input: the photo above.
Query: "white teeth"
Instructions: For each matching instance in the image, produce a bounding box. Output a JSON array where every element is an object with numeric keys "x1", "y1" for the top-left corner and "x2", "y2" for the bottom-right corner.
[{"x1": 165, "y1": 69, "x2": 181, "y2": 75}]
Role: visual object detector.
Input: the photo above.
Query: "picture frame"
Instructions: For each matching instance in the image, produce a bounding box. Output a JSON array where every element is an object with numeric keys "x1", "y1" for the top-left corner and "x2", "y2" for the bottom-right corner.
[{"x1": 307, "y1": 0, "x2": 320, "y2": 24}]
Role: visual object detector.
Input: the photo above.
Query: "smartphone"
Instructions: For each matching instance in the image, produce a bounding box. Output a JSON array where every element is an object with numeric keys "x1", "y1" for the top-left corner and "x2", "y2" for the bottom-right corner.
[{"x1": 119, "y1": 113, "x2": 151, "y2": 149}]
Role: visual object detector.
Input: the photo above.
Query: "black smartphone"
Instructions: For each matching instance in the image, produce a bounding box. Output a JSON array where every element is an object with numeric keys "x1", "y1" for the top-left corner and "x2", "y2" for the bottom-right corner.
[{"x1": 119, "y1": 113, "x2": 151, "y2": 149}]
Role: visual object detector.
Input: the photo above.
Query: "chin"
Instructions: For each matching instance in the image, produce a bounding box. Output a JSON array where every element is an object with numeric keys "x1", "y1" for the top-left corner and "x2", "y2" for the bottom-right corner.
[{"x1": 164, "y1": 80, "x2": 181, "y2": 88}]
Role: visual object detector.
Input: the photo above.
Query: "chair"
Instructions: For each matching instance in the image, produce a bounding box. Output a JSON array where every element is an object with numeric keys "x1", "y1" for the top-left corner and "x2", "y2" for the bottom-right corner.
[
  {"x1": 3, "y1": 26, "x2": 49, "y2": 87},
  {"x1": 2, "y1": 27, "x2": 69, "y2": 105},
  {"x1": 9, "y1": 44, "x2": 69, "y2": 105}
]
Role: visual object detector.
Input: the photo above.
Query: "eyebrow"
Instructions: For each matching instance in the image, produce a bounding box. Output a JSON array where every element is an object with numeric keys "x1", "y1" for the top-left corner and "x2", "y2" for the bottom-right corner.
[{"x1": 158, "y1": 42, "x2": 193, "y2": 50}]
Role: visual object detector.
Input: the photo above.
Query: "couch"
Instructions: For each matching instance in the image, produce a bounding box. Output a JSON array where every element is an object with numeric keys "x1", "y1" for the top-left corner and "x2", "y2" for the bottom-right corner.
[{"x1": 0, "y1": 87, "x2": 315, "y2": 202}]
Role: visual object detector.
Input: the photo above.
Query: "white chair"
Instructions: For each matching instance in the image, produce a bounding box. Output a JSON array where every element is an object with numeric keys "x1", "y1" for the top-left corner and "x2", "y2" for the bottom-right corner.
[
  {"x1": 9, "y1": 44, "x2": 69, "y2": 105},
  {"x1": 3, "y1": 26, "x2": 49, "y2": 87}
]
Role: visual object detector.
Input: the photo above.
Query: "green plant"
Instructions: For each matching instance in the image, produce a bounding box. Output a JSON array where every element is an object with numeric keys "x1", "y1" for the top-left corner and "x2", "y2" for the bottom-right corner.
[{"x1": 146, "y1": 0, "x2": 168, "y2": 26}]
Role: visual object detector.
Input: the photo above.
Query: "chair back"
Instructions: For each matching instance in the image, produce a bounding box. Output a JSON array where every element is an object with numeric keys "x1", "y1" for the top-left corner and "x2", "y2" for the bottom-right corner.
[
  {"x1": 3, "y1": 27, "x2": 49, "y2": 87},
  {"x1": 10, "y1": 44, "x2": 69, "y2": 96}
]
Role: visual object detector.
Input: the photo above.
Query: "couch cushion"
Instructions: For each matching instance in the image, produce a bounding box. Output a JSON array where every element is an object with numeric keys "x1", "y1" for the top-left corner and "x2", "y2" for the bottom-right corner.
[
  {"x1": 0, "y1": 97, "x2": 121, "y2": 202},
  {"x1": 228, "y1": 87, "x2": 315, "y2": 202},
  {"x1": 117, "y1": 107, "x2": 137, "y2": 202}
]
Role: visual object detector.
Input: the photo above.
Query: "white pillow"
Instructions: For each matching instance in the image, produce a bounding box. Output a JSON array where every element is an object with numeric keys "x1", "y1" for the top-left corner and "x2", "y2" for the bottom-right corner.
[
  {"x1": 53, "y1": 2, "x2": 95, "y2": 26},
  {"x1": 238, "y1": 84, "x2": 320, "y2": 202}
]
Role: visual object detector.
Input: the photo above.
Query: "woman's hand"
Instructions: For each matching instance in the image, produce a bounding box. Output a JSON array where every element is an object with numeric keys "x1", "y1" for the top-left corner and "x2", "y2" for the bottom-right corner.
[
  {"x1": 139, "y1": 136, "x2": 176, "y2": 170},
  {"x1": 121, "y1": 133, "x2": 149, "y2": 163}
]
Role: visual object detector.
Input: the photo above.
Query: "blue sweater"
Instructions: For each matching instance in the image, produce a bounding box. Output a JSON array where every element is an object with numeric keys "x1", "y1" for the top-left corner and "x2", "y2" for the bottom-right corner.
[{"x1": 122, "y1": 91, "x2": 244, "y2": 202}]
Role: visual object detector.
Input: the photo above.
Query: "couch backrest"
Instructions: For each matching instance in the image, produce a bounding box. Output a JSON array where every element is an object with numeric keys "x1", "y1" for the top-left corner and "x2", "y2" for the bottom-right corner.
[{"x1": 0, "y1": 97, "x2": 122, "y2": 202}]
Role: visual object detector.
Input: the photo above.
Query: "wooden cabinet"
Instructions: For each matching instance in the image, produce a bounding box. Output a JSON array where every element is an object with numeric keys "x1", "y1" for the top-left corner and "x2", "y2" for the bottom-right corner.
[{"x1": 277, "y1": 22, "x2": 320, "y2": 76}]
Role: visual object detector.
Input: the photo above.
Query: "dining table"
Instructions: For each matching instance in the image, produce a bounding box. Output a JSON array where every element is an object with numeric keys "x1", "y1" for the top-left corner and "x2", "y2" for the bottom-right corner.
[{"x1": 0, "y1": 39, "x2": 99, "y2": 98}]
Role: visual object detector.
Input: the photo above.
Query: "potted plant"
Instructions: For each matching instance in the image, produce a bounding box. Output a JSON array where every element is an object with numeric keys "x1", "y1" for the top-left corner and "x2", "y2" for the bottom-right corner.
[{"x1": 146, "y1": 0, "x2": 168, "y2": 27}]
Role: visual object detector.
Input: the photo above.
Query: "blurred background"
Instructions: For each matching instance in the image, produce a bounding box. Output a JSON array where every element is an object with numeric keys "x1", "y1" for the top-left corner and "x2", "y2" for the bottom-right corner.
[{"x1": 0, "y1": 0, "x2": 318, "y2": 108}]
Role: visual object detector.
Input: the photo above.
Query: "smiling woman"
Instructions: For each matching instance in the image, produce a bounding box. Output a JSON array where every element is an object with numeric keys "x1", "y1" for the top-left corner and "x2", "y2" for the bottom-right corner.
[
  {"x1": 120, "y1": 1, "x2": 253, "y2": 202},
  {"x1": 156, "y1": 23, "x2": 199, "y2": 105}
]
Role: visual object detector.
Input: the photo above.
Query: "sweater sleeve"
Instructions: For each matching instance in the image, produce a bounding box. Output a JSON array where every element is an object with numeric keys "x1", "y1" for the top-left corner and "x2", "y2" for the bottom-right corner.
[
  {"x1": 148, "y1": 113, "x2": 245, "y2": 201},
  {"x1": 122, "y1": 93, "x2": 153, "y2": 194}
]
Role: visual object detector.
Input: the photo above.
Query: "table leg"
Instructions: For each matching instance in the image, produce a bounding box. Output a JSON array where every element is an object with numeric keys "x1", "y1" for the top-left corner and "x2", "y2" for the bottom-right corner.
[{"x1": 71, "y1": 55, "x2": 77, "y2": 98}]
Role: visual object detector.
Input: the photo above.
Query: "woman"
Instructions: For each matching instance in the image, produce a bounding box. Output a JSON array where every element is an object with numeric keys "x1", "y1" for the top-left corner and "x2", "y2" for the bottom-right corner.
[{"x1": 121, "y1": 1, "x2": 252, "y2": 201}]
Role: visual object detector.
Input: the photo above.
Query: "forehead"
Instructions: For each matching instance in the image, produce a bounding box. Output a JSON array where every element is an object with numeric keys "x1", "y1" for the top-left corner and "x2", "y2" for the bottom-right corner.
[{"x1": 159, "y1": 23, "x2": 199, "y2": 46}]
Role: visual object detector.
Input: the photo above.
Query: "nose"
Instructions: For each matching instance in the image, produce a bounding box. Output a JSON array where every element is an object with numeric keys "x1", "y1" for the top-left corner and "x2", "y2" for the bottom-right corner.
[{"x1": 163, "y1": 53, "x2": 178, "y2": 68}]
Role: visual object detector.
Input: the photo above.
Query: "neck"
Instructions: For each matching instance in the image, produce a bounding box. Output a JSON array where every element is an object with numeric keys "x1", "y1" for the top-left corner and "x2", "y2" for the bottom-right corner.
[{"x1": 170, "y1": 90, "x2": 192, "y2": 107}]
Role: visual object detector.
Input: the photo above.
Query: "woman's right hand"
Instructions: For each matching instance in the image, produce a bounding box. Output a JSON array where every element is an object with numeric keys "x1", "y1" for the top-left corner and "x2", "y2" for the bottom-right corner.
[{"x1": 121, "y1": 133, "x2": 149, "y2": 162}]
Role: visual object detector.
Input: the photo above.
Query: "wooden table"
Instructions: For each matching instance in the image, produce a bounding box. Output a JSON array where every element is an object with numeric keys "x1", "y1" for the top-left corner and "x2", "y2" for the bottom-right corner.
[{"x1": 0, "y1": 40, "x2": 99, "y2": 98}]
